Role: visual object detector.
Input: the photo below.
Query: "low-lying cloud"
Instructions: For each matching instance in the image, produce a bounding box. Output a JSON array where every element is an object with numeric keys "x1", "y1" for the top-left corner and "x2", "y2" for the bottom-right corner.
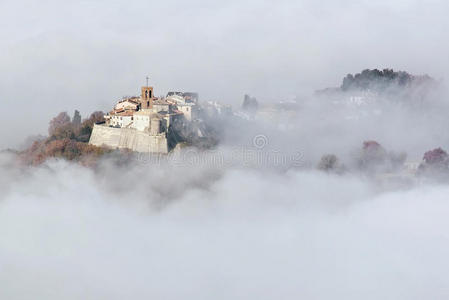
[{"x1": 1, "y1": 153, "x2": 449, "y2": 299}]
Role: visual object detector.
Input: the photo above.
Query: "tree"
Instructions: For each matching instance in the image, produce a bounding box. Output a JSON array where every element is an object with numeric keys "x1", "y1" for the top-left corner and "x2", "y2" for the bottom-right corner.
[
  {"x1": 20, "y1": 110, "x2": 111, "y2": 165},
  {"x1": 77, "y1": 111, "x2": 105, "y2": 142},
  {"x1": 340, "y1": 69, "x2": 415, "y2": 92},
  {"x1": 48, "y1": 112, "x2": 71, "y2": 136},
  {"x1": 51, "y1": 124, "x2": 76, "y2": 140},
  {"x1": 341, "y1": 74, "x2": 354, "y2": 91},
  {"x1": 423, "y1": 148, "x2": 448, "y2": 165},
  {"x1": 89, "y1": 111, "x2": 105, "y2": 124},
  {"x1": 359, "y1": 140, "x2": 387, "y2": 168},
  {"x1": 317, "y1": 154, "x2": 344, "y2": 173},
  {"x1": 356, "y1": 140, "x2": 408, "y2": 173},
  {"x1": 418, "y1": 147, "x2": 449, "y2": 178},
  {"x1": 242, "y1": 95, "x2": 258, "y2": 113},
  {"x1": 72, "y1": 110, "x2": 82, "y2": 126}
]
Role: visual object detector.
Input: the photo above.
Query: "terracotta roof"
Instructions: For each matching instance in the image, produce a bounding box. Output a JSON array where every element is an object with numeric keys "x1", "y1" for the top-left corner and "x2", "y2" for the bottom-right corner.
[
  {"x1": 116, "y1": 111, "x2": 134, "y2": 116},
  {"x1": 118, "y1": 98, "x2": 138, "y2": 103},
  {"x1": 110, "y1": 109, "x2": 134, "y2": 116}
]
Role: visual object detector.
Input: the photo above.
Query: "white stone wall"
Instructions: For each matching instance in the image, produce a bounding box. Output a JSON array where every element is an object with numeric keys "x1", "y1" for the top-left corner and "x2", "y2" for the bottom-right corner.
[
  {"x1": 110, "y1": 115, "x2": 133, "y2": 127},
  {"x1": 177, "y1": 104, "x2": 194, "y2": 121},
  {"x1": 89, "y1": 124, "x2": 169, "y2": 154},
  {"x1": 153, "y1": 103, "x2": 170, "y2": 113},
  {"x1": 132, "y1": 114, "x2": 150, "y2": 131}
]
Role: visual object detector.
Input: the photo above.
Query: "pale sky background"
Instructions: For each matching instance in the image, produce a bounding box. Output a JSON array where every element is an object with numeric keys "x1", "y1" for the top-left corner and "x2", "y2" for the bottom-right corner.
[
  {"x1": 1, "y1": 0, "x2": 449, "y2": 147},
  {"x1": 2, "y1": 3, "x2": 449, "y2": 298}
]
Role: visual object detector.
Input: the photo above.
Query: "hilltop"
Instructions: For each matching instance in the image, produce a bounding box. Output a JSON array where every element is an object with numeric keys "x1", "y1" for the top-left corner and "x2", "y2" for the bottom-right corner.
[
  {"x1": 18, "y1": 111, "x2": 114, "y2": 166},
  {"x1": 316, "y1": 68, "x2": 438, "y2": 104}
]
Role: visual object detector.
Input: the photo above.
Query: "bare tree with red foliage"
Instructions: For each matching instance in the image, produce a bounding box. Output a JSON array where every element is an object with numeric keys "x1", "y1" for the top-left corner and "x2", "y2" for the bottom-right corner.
[
  {"x1": 423, "y1": 148, "x2": 448, "y2": 165},
  {"x1": 20, "y1": 110, "x2": 109, "y2": 166},
  {"x1": 418, "y1": 148, "x2": 449, "y2": 178},
  {"x1": 357, "y1": 140, "x2": 406, "y2": 173},
  {"x1": 48, "y1": 112, "x2": 71, "y2": 136},
  {"x1": 358, "y1": 140, "x2": 387, "y2": 169}
]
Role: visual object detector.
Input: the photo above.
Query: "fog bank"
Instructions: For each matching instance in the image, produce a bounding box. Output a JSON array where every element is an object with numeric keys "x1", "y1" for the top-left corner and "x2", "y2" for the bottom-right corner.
[{"x1": 1, "y1": 156, "x2": 449, "y2": 299}]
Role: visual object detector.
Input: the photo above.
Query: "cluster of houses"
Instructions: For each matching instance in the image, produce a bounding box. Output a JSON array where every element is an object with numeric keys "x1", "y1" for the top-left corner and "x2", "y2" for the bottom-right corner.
[{"x1": 105, "y1": 86, "x2": 199, "y2": 134}]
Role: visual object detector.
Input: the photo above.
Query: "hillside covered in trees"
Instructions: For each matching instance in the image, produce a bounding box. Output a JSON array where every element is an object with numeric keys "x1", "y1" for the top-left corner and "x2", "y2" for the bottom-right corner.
[
  {"x1": 316, "y1": 68, "x2": 438, "y2": 103},
  {"x1": 19, "y1": 110, "x2": 113, "y2": 166},
  {"x1": 341, "y1": 69, "x2": 435, "y2": 92}
]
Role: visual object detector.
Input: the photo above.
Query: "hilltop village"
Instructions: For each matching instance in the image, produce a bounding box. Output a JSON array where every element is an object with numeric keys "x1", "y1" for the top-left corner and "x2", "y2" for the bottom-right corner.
[
  {"x1": 19, "y1": 69, "x2": 446, "y2": 182},
  {"x1": 89, "y1": 86, "x2": 204, "y2": 153}
]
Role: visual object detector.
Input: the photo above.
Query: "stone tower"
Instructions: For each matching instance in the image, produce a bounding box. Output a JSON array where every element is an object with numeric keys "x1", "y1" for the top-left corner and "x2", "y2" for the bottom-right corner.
[{"x1": 141, "y1": 86, "x2": 154, "y2": 109}]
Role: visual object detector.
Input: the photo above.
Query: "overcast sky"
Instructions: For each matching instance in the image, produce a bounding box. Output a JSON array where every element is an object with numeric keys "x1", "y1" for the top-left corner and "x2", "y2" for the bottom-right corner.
[
  {"x1": 1, "y1": 0, "x2": 449, "y2": 147},
  {"x1": 2, "y1": 3, "x2": 449, "y2": 298}
]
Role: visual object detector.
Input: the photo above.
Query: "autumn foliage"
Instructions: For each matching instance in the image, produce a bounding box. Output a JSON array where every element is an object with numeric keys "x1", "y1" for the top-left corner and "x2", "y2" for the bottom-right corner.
[
  {"x1": 423, "y1": 148, "x2": 448, "y2": 165},
  {"x1": 418, "y1": 148, "x2": 449, "y2": 177},
  {"x1": 357, "y1": 140, "x2": 406, "y2": 172},
  {"x1": 20, "y1": 110, "x2": 109, "y2": 166}
]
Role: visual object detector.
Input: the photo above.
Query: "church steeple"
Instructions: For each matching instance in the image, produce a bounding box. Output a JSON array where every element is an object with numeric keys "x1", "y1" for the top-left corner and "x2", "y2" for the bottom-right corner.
[{"x1": 141, "y1": 86, "x2": 154, "y2": 109}]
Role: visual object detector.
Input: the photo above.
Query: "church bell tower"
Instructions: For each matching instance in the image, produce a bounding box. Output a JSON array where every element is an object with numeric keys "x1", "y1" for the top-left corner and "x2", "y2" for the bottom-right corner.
[{"x1": 141, "y1": 86, "x2": 154, "y2": 109}]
